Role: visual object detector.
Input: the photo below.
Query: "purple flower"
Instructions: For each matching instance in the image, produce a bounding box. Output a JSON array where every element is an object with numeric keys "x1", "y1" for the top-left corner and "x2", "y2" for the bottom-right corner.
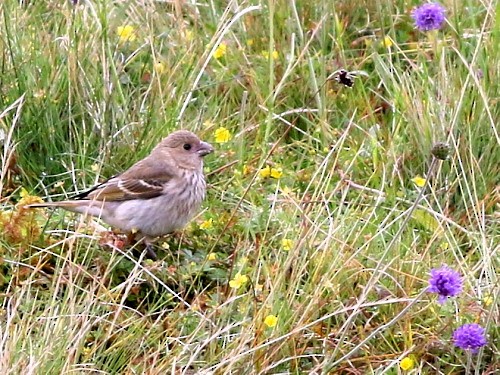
[
  {"x1": 453, "y1": 324, "x2": 487, "y2": 352},
  {"x1": 412, "y1": 3, "x2": 446, "y2": 31},
  {"x1": 428, "y1": 265, "x2": 462, "y2": 303}
]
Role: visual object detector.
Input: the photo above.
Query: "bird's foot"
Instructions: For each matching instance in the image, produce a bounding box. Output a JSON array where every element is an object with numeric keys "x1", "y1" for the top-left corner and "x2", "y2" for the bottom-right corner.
[{"x1": 144, "y1": 243, "x2": 158, "y2": 260}]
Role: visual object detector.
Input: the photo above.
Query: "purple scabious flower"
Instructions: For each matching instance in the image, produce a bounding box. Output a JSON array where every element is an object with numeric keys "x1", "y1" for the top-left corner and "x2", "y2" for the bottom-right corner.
[
  {"x1": 412, "y1": 3, "x2": 446, "y2": 31},
  {"x1": 453, "y1": 324, "x2": 487, "y2": 352},
  {"x1": 428, "y1": 265, "x2": 462, "y2": 303}
]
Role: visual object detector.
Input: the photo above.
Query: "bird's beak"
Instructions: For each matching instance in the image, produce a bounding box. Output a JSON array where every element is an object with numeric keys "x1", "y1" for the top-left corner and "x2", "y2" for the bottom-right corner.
[{"x1": 197, "y1": 141, "x2": 214, "y2": 157}]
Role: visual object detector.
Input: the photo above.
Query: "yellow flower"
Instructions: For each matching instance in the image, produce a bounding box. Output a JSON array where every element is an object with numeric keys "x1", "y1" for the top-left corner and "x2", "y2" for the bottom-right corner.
[
  {"x1": 400, "y1": 357, "x2": 414, "y2": 371},
  {"x1": 259, "y1": 166, "x2": 271, "y2": 178},
  {"x1": 382, "y1": 36, "x2": 393, "y2": 48},
  {"x1": 213, "y1": 42, "x2": 227, "y2": 59},
  {"x1": 200, "y1": 218, "x2": 213, "y2": 230},
  {"x1": 246, "y1": 39, "x2": 254, "y2": 46},
  {"x1": 154, "y1": 62, "x2": 166, "y2": 75},
  {"x1": 207, "y1": 252, "x2": 217, "y2": 261},
  {"x1": 116, "y1": 25, "x2": 137, "y2": 43},
  {"x1": 82, "y1": 346, "x2": 92, "y2": 360},
  {"x1": 261, "y1": 50, "x2": 279, "y2": 60},
  {"x1": 229, "y1": 273, "x2": 248, "y2": 289},
  {"x1": 259, "y1": 166, "x2": 283, "y2": 179},
  {"x1": 270, "y1": 167, "x2": 283, "y2": 179},
  {"x1": 264, "y1": 314, "x2": 278, "y2": 328},
  {"x1": 214, "y1": 127, "x2": 232, "y2": 143},
  {"x1": 281, "y1": 238, "x2": 293, "y2": 251},
  {"x1": 411, "y1": 175, "x2": 426, "y2": 188},
  {"x1": 483, "y1": 295, "x2": 493, "y2": 306},
  {"x1": 243, "y1": 164, "x2": 251, "y2": 176}
]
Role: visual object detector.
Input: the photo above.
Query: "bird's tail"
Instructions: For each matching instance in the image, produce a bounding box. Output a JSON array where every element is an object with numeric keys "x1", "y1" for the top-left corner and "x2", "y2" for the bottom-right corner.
[
  {"x1": 26, "y1": 200, "x2": 107, "y2": 218},
  {"x1": 27, "y1": 201, "x2": 82, "y2": 209}
]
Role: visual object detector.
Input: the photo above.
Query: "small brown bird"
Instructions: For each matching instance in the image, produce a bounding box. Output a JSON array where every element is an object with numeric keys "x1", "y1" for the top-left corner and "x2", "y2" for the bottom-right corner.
[{"x1": 29, "y1": 130, "x2": 214, "y2": 256}]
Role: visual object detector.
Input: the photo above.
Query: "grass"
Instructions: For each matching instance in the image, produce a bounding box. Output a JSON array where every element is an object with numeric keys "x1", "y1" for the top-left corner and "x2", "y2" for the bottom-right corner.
[{"x1": 0, "y1": 0, "x2": 498, "y2": 373}]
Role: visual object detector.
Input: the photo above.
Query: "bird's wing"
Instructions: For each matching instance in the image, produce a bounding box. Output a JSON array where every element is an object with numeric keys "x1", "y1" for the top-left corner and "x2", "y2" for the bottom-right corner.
[{"x1": 73, "y1": 157, "x2": 177, "y2": 201}]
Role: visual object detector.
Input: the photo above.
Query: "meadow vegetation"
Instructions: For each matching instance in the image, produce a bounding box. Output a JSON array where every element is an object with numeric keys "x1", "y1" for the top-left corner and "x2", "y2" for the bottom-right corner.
[{"x1": 0, "y1": 0, "x2": 498, "y2": 373}]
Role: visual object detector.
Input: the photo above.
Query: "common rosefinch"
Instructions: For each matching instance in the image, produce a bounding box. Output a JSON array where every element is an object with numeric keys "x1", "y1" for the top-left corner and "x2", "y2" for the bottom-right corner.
[{"x1": 29, "y1": 130, "x2": 213, "y2": 256}]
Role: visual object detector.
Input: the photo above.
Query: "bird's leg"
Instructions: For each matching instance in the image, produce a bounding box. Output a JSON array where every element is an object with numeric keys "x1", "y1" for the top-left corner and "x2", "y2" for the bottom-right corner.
[
  {"x1": 143, "y1": 237, "x2": 158, "y2": 260},
  {"x1": 126, "y1": 231, "x2": 137, "y2": 246},
  {"x1": 127, "y1": 232, "x2": 157, "y2": 260}
]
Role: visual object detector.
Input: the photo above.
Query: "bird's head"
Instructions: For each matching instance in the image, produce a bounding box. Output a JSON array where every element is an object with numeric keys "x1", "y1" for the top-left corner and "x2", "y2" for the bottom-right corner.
[{"x1": 155, "y1": 130, "x2": 214, "y2": 170}]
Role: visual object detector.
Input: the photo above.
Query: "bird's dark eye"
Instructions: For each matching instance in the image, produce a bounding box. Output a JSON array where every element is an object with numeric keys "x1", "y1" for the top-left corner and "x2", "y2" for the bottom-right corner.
[{"x1": 183, "y1": 143, "x2": 192, "y2": 150}]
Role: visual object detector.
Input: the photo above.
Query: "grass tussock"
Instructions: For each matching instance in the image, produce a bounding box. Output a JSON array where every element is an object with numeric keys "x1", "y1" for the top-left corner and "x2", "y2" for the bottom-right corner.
[{"x1": 0, "y1": 0, "x2": 498, "y2": 373}]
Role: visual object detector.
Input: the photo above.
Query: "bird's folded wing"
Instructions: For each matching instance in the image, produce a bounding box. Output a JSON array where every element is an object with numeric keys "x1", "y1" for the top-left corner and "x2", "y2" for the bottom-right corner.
[
  {"x1": 86, "y1": 178, "x2": 166, "y2": 200},
  {"x1": 75, "y1": 159, "x2": 176, "y2": 201}
]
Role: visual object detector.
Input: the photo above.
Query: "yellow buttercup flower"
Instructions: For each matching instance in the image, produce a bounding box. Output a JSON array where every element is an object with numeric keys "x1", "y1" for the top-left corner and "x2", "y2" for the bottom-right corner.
[
  {"x1": 213, "y1": 42, "x2": 227, "y2": 59},
  {"x1": 440, "y1": 242, "x2": 449, "y2": 250},
  {"x1": 411, "y1": 175, "x2": 426, "y2": 188},
  {"x1": 259, "y1": 166, "x2": 283, "y2": 179},
  {"x1": 200, "y1": 218, "x2": 213, "y2": 230},
  {"x1": 207, "y1": 252, "x2": 217, "y2": 261},
  {"x1": 270, "y1": 167, "x2": 283, "y2": 179},
  {"x1": 229, "y1": 273, "x2": 248, "y2": 289},
  {"x1": 382, "y1": 36, "x2": 393, "y2": 48},
  {"x1": 116, "y1": 25, "x2": 137, "y2": 43},
  {"x1": 483, "y1": 295, "x2": 493, "y2": 306},
  {"x1": 281, "y1": 238, "x2": 293, "y2": 251},
  {"x1": 261, "y1": 50, "x2": 279, "y2": 60},
  {"x1": 259, "y1": 166, "x2": 271, "y2": 178},
  {"x1": 243, "y1": 164, "x2": 251, "y2": 176},
  {"x1": 400, "y1": 357, "x2": 414, "y2": 371},
  {"x1": 214, "y1": 127, "x2": 232, "y2": 143},
  {"x1": 264, "y1": 314, "x2": 278, "y2": 328},
  {"x1": 154, "y1": 62, "x2": 166, "y2": 75}
]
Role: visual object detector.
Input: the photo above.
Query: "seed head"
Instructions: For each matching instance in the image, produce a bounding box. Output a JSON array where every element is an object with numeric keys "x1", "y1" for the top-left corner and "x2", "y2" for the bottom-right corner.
[{"x1": 431, "y1": 142, "x2": 450, "y2": 160}]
